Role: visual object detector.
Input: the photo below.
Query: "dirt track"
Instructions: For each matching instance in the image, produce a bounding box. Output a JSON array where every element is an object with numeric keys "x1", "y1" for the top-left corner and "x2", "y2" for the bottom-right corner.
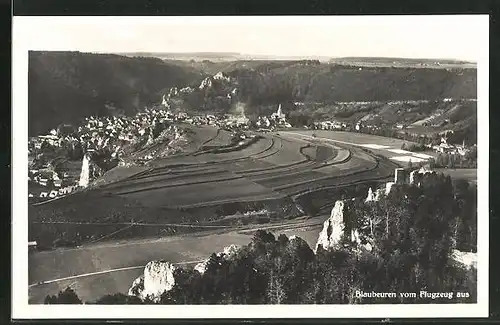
[{"x1": 28, "y1": 217, "x2": 324, "y2": 304}]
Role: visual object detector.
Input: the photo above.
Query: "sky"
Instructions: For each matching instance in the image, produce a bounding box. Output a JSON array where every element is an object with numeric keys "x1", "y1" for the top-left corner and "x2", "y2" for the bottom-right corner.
[{"x1": 14, "y1": 15, "x2": 488, "y2": 61}]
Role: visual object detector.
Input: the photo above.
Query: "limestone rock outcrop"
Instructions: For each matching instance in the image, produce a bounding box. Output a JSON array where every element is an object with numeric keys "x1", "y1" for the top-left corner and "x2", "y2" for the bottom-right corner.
[
  {"x1": 409, "y1": 166, "x2": 436, "y2": 185},
  {"x1": 194, "y1": 244, "x2": 240, "y2": 275},
  {"x1": 128, "y1": 260, "x2": 178, "y2": 302},
  {"x1": 315, "y1": 200, "x2": 348, "y2": 252},
  {"x1": 385, "y1": 182, "x2": 394, "y2": 195},
  {"x1": 213, "y1": 71, "x2": 231, "y2": 82},
  {"x1": 365, "y1": 187, "x2": 376, "y2": 202},
  {"x1": 451, "y1": 249, "x2": 477, "y2": 269},
  {"x1": 193, "y1": 260, "x2": 210, "y2": 275},
  {"x1": 366, "y1": 184, "x2": 392, "y2": 203},
  {"x1": 315, "y1": 199, "x2": 374, "y2": 253},
  {"x1": 199, "y1": 77, "x2": 213, "y2": 90},
  {"x1": 128, "y1": 275, "x2": 144, "y2": 296}
]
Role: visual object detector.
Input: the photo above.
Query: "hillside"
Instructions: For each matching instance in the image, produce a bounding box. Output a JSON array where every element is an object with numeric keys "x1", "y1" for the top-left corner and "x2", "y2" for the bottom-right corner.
[
  {"x1": 164, "y1": 62, "x2": 476, "y2": 109},
  {"x1": 28, "y1": 51, "x2": 206, "y2": 135},
  {"x1": 29, "y1": 52, "x2": 477, "y2": 135},
  {"x1": 163, "y1": 63, "x2": 476, "y2": 123},
  {"x1": 329, "y1": 57, "x2": 476, "y2": 69}
]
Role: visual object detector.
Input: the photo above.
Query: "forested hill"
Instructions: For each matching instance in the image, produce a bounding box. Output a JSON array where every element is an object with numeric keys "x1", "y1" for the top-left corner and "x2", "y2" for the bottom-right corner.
[
  {"x1": 225, "y1": 64, "x2": 477, "y2": 104},
  {"x1": 28, "y1": 51, "x2": 477, "y2": 136},
  {"x1": 28, "y1": 51, "x2": 206, "y2": 136}
]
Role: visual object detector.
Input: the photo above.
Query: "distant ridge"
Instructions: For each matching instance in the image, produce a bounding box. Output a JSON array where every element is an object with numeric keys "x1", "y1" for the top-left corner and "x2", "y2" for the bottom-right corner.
[
  {"x1": 332, "y1": 56, "x2": 475, "y2": 64},
  {"x1": 117, "y1": 52, "x2": 331, "y2": 62},
  {"x1": 329, "y1": 57, "x2": 476, "y2": 69},
  {"x1": 119, "y1": 52, "x2": 242, "y2": 58},
  {"x1": 117, "y1": 52, "x2": 475, "y2": 66}
]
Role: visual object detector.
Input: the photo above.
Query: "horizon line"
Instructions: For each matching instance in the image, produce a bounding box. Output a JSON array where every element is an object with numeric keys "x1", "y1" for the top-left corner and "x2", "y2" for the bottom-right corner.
[{"x1": 34, "y1": 50, "x2": 477, "y2": 64}]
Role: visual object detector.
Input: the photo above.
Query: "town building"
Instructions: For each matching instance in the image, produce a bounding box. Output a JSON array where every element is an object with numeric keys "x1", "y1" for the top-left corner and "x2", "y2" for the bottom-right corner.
[
  {"x1": 394, "y1": 168, "x2": 406, "y2": 184},
  {"x1": 28, "y1": 241, "x2": 37, "y2": 252}
]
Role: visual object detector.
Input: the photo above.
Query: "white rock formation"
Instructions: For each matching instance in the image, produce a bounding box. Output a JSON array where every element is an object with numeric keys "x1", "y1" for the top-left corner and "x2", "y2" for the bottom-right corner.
[
  {"x1": 194, "y1": 260, "x2": 210, "y2": 275},
  {"x1": 385, "y1": 182, "x2": 394, "y2": 195},
  {"x1": 375, "y1": 189, "x2": 384, "y2": 201},
  {"x1": 365, "y1": 187, "x2": 376, "y2": 202},
  {"x1": 128, "y1": 275, "x2": 144, "y2": 296},
  {"x1": 315, "y1": 200, "x2": 347, "y2": 252},
  {"x1": 350, "y1": 228, "x2": 361, "y2": 244},
  {"x1": 128, "y1": 261, "x2": 178, "y2": 302},
  {"x1": 451, "y1": 250, "x2": 477, "y2": 269},
  {"x1": 179, "y1": 87, "x2": 194, "y2": 94},
  {"x1": 194, "y1": 244, "x2": 240, "y2": 275},
  {"x1": 315, "y1": 199, "x2": 374, "y2": 253},
  {"x1": 213, "y1": 71, "x2": 230, "y2": 82},
  {"x1": 161, "y1": 94, "x2": 168, "y2": 106},
  {"x1": 168, "y1": 87, "x2": 179, "y2": 97},
  {"x1": 409, "y1": 166, "x2": 436, "y2": 185},
  {"x1": 78, "y1": 153, "x2": 91, "y2": 188},
  {"x1": 222, "y1": 244, "x2": 240, "y2": 257},
  {"x1": 199, "y1": 77, "x2": 213, "y2": 90}
]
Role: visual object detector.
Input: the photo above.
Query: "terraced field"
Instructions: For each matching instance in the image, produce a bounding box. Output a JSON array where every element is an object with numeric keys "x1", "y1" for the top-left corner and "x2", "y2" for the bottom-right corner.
[
  {"x1": 30, "y1": 127, "x2": 399, "y2": 228},
  {"x1": 279, "y1": 130, "x2": 438, "y2": 165},
  {"x1": 29, "y1": 126, "x2": 404, "y2": 304},
  {"x1": 87, "y1": 131, "x2": 396, "y2": 208},
  {"x1": 28, "y1": 126, "x2": 401, "y2": 266}
]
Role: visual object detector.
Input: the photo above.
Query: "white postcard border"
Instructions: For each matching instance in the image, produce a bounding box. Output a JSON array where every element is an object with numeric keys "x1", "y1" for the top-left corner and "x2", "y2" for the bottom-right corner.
[{"x1": 12, "y1": 15, "x2": 489, "y2": 319}]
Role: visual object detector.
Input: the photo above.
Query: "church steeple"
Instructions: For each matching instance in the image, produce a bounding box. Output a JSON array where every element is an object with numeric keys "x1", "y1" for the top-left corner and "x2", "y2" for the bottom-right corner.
[{"x1": 276, "y1": 104, "x2": 285, "y2": 119}]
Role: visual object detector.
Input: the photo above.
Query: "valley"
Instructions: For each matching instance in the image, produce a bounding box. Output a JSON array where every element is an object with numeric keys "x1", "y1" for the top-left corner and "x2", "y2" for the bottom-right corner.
[{"x1": 26, "y1": 51, "x2": 478, "y2": 305}]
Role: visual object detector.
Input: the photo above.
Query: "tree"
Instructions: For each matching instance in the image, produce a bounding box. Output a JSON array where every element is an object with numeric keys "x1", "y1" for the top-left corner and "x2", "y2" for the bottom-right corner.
[
  {"x1": 94, "y1": 293, "x2": 128, "y2": 304},
  {"x1": 266, "y1": 257, "x2": 286, "y2": 304},
  {"x1": 277, "y1": 234, "x2": 289, "y2": 248},
  {"x1": 252, "y1": 230, "x2": 276, "y2": 245},
  {"x1": 85, "y1": 173, "x2": 477, "y2": 305},
  {"x1": 44, "y1": 287, "x2": 82, "y2": 304}
]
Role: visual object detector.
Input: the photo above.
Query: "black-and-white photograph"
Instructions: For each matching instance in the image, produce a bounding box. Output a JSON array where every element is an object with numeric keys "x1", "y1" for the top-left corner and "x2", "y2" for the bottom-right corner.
[{"x1": 13, "y1": 15, "x2": 488, "y2": 318}]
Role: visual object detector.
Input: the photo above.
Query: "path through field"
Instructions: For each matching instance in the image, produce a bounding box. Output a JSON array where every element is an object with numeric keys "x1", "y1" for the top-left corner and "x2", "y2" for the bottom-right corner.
[{"x1": 28, "y1": 218, "x2": 324, "y2": 304}]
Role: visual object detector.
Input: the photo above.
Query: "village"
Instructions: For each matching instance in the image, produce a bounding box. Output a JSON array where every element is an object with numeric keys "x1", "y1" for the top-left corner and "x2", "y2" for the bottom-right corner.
[
  {"x1": 28, "y1": 98, "x2": 476, "y2": 204},
  {"x1": 27, "y1": 103, "x2": 298, "y2": 202}
]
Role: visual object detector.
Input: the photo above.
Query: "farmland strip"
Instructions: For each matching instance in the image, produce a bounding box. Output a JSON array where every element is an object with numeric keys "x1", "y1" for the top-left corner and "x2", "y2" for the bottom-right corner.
[{"x1": 111, "y1": 175, "x2": 246, "y2": 195}]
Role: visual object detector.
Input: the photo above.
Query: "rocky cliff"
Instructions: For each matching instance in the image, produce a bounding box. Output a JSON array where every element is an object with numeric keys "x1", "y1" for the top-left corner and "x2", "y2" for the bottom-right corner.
[
  {"x1": 315, "y1": 200, "x2": 349, "y2": 252},
  {"x1": 128, "y1": 260, "x2": 178, "y2": 302},
  {"x1": 451, "y1": 249, "x2": 477, "y2": 269},
  {"x1": 316, "y1": 187, "x2": 387, "y2": 252}
]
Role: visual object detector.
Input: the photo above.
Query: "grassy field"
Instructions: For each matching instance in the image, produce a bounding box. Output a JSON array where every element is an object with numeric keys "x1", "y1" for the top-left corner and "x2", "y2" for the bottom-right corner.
[
  {"x1": 113, "y1": 178, "x2": 283, "y2": 208},
  {"x1": 29, "y1": 218, "x2": 325, "y2": 304},
  {"x1": 280, "y1": 130, "x2": 438, "y2": 167},
  {"x1": 283, "y1": 130, "x2": 413, "y2": 147}
]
